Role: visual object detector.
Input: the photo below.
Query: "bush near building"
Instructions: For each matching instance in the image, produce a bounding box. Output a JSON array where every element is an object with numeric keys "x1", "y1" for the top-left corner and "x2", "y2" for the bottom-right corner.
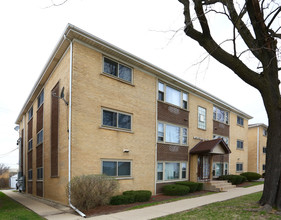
[
  {"x1": 240, "y1": 172, "x2": 262, "y2": 182},
  {"x1": 110, "y1": 190, "x2": 152, "y2": 205},
  {"x1": 162, "y1": 184, "x2": 190, "y2": 196},
  {"x1": 219, "y1": 175, "x2": 247, "y2": 185},
  {"x1": 175, "y1": 181, "x2": 199, "y2": 192}
]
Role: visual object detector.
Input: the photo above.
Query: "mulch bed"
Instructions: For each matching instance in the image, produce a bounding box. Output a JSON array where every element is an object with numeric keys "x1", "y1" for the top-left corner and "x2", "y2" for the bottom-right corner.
[{"x1": 84, "y1": 190, "x2": 209, "y2": 217}]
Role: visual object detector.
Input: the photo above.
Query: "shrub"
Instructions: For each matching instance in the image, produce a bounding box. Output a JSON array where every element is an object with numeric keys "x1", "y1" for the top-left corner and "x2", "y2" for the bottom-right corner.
[
  {"x1": 110, "y1": 195, "x2": 134, "y2": 205},
  {"x1": 197, "y1": 182, "x2": 204, "y2": 191},
  {"x1": 175, "y1": 181, "x2": 198, "y2": 192},
  {"x1": 240, "y1": 172, "x2": 262, "y2": 182},
  {"x1": 219, "y1": 175, "x2": 246, "y2": 185},
  {"x1": 163, "y1": 184, "x2": 190, "y2": 196},
  {"x1": 66, "y1": 174, "x2": 118, "y2": 210},
  {"x1": 0, "y1": 178, "x2": 9, "y2": 189},
  {"x1": 262, "y1": 172, "x2": 265, "y2": 178},
  {"x1": 123, "y1": 190, "x2": 152, "y2": 202}
]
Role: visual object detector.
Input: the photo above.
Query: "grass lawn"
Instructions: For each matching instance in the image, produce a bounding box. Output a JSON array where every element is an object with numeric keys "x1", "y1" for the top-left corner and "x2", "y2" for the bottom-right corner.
[
  {"x1": 243, "y1": 181, "x2": 264, "y2": 188},
  {"x1": 156, "y1": 192, "x2": 281, "y2": 220},
  {"x1": 0, "y1": 192, "x2": 44, "y2": 220}
]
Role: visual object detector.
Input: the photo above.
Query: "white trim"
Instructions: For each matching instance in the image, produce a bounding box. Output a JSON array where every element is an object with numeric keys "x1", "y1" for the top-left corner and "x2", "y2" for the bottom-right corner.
[{"x1": 156, "y1": 161, "x2": 188, "y2": 182}]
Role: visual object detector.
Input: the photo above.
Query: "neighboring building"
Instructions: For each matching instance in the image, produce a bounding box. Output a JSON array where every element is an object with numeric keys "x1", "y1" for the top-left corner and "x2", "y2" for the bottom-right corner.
[
  {"x1": 248, "y1": 123, "x2": 267, "y2": 175},
  {"x1": 15, "y1": 24, "x2": 252, "y2": 205}
]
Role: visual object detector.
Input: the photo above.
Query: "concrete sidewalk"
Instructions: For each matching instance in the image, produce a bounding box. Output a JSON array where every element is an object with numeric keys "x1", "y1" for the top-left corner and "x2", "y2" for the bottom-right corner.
[{"x1": 3, "y1": 184, "x2": 263, "y2": 220}]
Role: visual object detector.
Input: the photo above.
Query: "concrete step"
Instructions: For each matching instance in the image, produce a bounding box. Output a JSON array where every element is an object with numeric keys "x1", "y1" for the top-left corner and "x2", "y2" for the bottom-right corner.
[{"x1": 203, "y1": 180, "x2": 236, "y2": 192}]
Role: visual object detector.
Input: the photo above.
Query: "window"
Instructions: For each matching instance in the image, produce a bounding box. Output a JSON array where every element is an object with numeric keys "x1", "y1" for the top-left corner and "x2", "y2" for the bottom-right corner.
[
  {"x1": 37, "y1": 167, "x2": 43, "y2": 180},
  {"x1": 157, "y1": 162, "x2": 187, "y2": 181},
  {"x1": 263, "y1": 164, "x2": 266, "y2": 171},
  {"x1": 28, "y1": 169, "x2": 32, "y2": 180},
  {"x1": 237, "y1": 116, "x2": 244, "y2": 126},
  {"x1": 158, "y1": 82, "x2": 188, "y2": 109},
  {"x1": 158, "y1": 123, "x2": 164, "y2": 141},
  {"x1": 213, "y1": 106, "x2": 229, "y2": 124},
  {"x1": 236, "y1": 163, "x2": 243, "y2": 172},
  {"x1": 198, "y1": 107, "x2": 206, "y2": 129},
  {"x1": 213, "y1": 134, "x2": 229, "y2": 145},
  {"x1": 37, "y1": 90, "x2": 44, "y2": 108},
  {"x1": 263, "y1": 128, "x2": 267, "y2": 136},
  {"x1": 102, "y1": 160, "x2": 131, "y2": 177},
  {"x1": 102, "y1": 109, "x2": 132, "y2": 130},
  {"x1": 212, "y1": 162, "x2": 229, "y2": 177},
  {"x1": 28, "y1": 107, "x2": 33, "y2": 120},
  {"x1": 158, "y1": 122, "x2": 188, "y2": 145},
  {"x1": 28, "y1": 139, "x2": 33, "y2": 151},
  {"x1": 263, "y1": 147, "x2": 266, "y2": 154},
  {"x1": 103, "y1": 57, "x2": 132, "y2": 83},
  {"x1": 37, "y1": 130, "x2": 43, "y2": 145},
  {"x1": 237, "y1": 140, "x2": 244, "y2": 149}
]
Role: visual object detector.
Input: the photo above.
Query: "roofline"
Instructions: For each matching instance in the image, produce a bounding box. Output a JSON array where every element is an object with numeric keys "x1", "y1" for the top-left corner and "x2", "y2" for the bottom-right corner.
[
  {"x1": 15, "y1": 24, "x2": 252, "y2": 124},
  {"x1": 248, "y1": 123, "x2": 268, "y2": 128}
]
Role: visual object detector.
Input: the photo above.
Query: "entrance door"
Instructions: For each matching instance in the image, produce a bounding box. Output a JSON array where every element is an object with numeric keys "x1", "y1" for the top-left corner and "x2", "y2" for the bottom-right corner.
[{"x1": 198, "y1": 155, "x2": 210, "y2": 181}]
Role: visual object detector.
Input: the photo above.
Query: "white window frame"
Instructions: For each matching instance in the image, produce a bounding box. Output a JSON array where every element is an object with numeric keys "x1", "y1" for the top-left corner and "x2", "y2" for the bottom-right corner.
[
  {"x1": 28, "y1": 106, "x2": 33, "y2": 121},
  {"x1": 158, "y1": 122, "x2": 188, "y2": 146},
  {"x1": 103, "y1": 57, "x2": 133, "y2": 83},
  {"x1": 236, "y1": 140, "x2": 244, "y2": 150},
  {"x1": 102, "y1": 160, "x2": 132, "y2": 178},
  {"x1": 213, "y1": 134, "x2": 229, "y2": 145},
  {"x1": 158, "y1": 81, "x2": 188, "y2": 110},
  {"x1": 157, "y1": 161, "x2": 188, "y2": 182},
  {"x1": 213, "y1": 106, "x2": 229, "y2": 124},
  {"x1": 198, "y1": 106, "x2": 206, "y2": 130},
  {"x1": 102, "y1": 108, "x2": 132, "y2": 131},
  {"x1": 37, "y1": 129, "x2": 43, "y2": 145},
  {"x1": 28, "y1": 139, "x2": 33, "y2": 151}
]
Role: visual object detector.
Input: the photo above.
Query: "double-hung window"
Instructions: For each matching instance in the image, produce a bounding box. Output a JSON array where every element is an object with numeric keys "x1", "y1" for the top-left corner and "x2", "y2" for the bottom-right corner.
[
  {"x1": 28, "y1": 107, "x2": 33, "y2": 120},
  {"x1": 102, "y1": 109, "x2": 132, "y2": 130},
  {"x1": 263, "y1": 164, "x2": 266, "y2": 171},
  {"x1": 263, "y1": 147, "x2": 266, "y2": 154},
  {"x1": 38, "y1": 90, "x2": 44, "y2": 109},
  {"x1": 198, "y1": 107, "x2": 206, "y2": 129},
  {"x1": 263, "y1": 128, "x2": 267, "y2": 136},
  {"x1": 37, "y1": 130, "x2": 43, "y2": 145},
  {"x1": 158, "y1": 82, "x2": 188, "y2": 110},
  {"x1": 236, "y1": 163, "x2": 243, "y2": 172},
  {"x1": 237, "y1": 140, "x2": 244, "y2": 149},
  {"x1": 157, "y1": 162, "x2": 187, "y2": 181},
  {"x1": 103, "y1": 57, "x2": 132, "y2": 83},
  {"x1": 213, "y1": 106, "x2": 229, "y2": 124},
  {"x1": 102, "y1": 160, "x2": 131, "y2": 177},
  {"x1": 158, "y1": 122, "x2": 188, "y2": 145},
  {"x1": 37, "y1": 167, "x2": 43, "y2": 180},
  {"x1": 237, "y1": 116, "x2": 244, "y2": 126},
  {"x1": 28, "y1": 139, "x2": 33, "y2": 151},
  {"x1": 28, "y1": 169, "x2": 32, "y2": 180}
]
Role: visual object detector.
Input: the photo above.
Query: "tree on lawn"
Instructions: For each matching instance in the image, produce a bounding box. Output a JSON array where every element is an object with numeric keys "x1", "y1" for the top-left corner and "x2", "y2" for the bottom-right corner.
[{"x1": 178, "y1": 0, "x2": 281, "y2": 210}]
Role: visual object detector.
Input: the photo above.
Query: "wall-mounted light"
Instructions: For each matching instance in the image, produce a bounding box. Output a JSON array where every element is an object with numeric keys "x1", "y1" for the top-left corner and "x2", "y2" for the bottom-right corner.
[
  {"x1": 52, "y1": 87, "x2": 69, "y2": 105},
  {"x1": 123, "y1": 149, "x2": 130, "y2": 153}
]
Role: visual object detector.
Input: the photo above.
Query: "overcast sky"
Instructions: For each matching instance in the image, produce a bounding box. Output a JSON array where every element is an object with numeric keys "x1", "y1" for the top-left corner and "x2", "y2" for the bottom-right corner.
[{"x1": 0, "y1": 0, "x2": 268, "y2": 169}]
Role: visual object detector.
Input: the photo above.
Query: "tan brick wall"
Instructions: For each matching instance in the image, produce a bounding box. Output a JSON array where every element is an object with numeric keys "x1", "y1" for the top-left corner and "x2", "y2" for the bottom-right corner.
[
  {"x1": 71, "y1": 42, "x2": 157, "y2": 194},
  {"x1": 229, "y1": 113, "x2": 248, "y2": 174}
]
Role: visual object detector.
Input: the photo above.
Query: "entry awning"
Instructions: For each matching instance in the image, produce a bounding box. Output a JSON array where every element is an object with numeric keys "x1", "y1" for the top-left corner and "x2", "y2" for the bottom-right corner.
[{"x1": 190, "y1": 138, "x2": 231, "y2": 155}]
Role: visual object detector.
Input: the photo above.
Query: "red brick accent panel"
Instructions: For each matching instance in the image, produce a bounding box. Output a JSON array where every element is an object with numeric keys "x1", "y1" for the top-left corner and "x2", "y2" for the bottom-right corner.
[
  {"x1": 158, "y1": 101, "x2": 189, "y2": 127},
  {"x1": 213, "y1": 154, "x2": 229, "y2": 163},
  {"x1": 213, "y1": 120, "x2": 229, "y2": 137},
  {"x1": 36, "y1": 182, "x2": 43, "y2": 197},
  {"x1": 37, "y1": 104, "x2": 44, "y2": 132},
  {"x1": 28, "y1": 118, "x2": 33, "y2": 141},
  {"x1": 36, "y1": 144, "x2": 43, "y2": 168},
  {"x1": 28, "y1": 151, "x2": 32, "y2": 169},
  {"x1": 157, "y1": 143, "x2": 188, "y2": 161}
]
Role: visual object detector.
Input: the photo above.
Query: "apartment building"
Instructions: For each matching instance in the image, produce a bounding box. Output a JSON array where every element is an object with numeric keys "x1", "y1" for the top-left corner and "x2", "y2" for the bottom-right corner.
[
  {"x1": 15, "y1": 24, "x2": 252, "y2": 205},
  {"x1": 248, "y1": 124, "x2": 267, "y2": 175}
]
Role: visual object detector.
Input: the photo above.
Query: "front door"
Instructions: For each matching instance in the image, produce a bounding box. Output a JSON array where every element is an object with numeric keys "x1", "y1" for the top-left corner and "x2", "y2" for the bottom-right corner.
[{"x1": 198, "y1": 155, "x2": 210, "y2": 181}]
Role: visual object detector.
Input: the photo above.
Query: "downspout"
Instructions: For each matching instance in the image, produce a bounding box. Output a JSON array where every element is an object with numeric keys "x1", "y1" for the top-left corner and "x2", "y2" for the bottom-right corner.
[
  {"x1": 64, "y1": 35, "x2": 86, "y2": 218},
  {"x1": 257, "y1": 127, "x2": 260, "y2": 173}
]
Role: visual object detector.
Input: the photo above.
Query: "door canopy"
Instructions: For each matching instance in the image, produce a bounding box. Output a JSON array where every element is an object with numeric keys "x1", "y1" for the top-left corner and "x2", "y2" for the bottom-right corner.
[{"x1": 190, "y1": 138, "x2": 231, "y2": 155}]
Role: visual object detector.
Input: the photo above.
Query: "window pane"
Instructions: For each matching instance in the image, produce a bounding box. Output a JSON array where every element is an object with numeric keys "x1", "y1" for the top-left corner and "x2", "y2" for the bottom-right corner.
[
  {"x1": 103, "y1": 110, "x2": 117, "y2": 127},
  {"x1": 213, "y1": 106, "x2": 216, "y2": 120},
  {"x1": 119, "y1": 64, "x2": 132, "y2": 82},
  {"x1": 118, "y1": 113, "x2": 131, "y2": 129},
  {"x1": 118, "y1": 162, "x2": 130, "y2": 176},
  {"x1": 183, "y1": 93, "x2": 188, "y2": 101},
  {"x1": 104, "y1": 58, "x2": 117, "y2": 76},
  {"x1": 217, "y1": 108, "x2": 225, "y2": 122},
  {"x1": 37, "y1": 130, "x2": 43, "y2": 145},
  {"x1": 165, "y1": 163, "x2": 180, "y2": 180},
  {"x1": 182, "y1": 163, "x2": 186, "y2": 179},
  {"x1": 157, "y1": 163, "x2": 163, "y2": 181},
  {"x1": 182, "y1": 128, "x2": 187, "y2": 144},
  {"x1": 158, "y1": 82, "x2": 164, "y2": 92},
  {"x1": 103, "y1": 161, "x2": 117, "y2": 176},
  {"x1": 165, "y1": 124, "x2": 180, "y2": 144},
  {"x1": 158, "y1": 91, "x2": 164, "y2": 101},
  {"x1": 166, "y1": 86, "x2": 181, "y2": 107},
  {"x1": 158, "y1": 123, "x2": 164, "y2": 141},
  {"x1": 225, "y1": 112, "x2": 229, "y2": 124}
]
